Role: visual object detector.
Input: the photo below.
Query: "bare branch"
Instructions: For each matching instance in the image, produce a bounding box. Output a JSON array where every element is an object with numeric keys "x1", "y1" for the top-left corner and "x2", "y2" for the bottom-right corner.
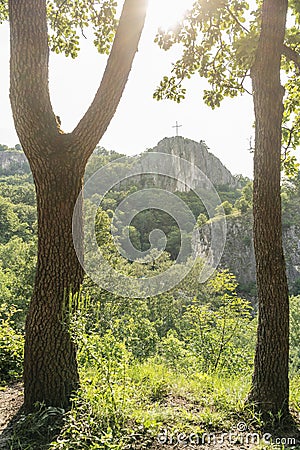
[
  {"x1": 225, "y1": 6, "x2": 249, "y2": 34},
  {"x1": 282, "y1": 44, "x2": 300, "y2": 71},
  {"x1": 282, "y1": 126, "x2": 294, "y2": 156}
]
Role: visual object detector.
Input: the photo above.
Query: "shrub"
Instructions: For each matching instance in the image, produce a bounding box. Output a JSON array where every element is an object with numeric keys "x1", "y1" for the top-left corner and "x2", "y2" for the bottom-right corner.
[
  {"x1": 290, "y1": 295, "x2": 300, "y2": 373},
  {"x1": 0, "y1": 303, "x2": 24, "y2": 384}
]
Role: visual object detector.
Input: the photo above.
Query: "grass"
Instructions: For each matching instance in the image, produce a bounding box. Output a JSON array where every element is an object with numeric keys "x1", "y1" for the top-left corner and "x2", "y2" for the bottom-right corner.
[
  {"x1": 291, "y1": 375, "x2": 300, "y2": 419},
  {"x1": 127, "y1": 361, "x2": 250, "y2": 431},
  {"x1": 2, "y1": 361, "x2": 299, "y2": 449}
]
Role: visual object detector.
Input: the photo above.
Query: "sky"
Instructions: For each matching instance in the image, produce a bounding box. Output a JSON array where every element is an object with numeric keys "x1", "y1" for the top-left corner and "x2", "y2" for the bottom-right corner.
[{"x1": 0, "y1": 0, "x2": 255, "y2": 178}]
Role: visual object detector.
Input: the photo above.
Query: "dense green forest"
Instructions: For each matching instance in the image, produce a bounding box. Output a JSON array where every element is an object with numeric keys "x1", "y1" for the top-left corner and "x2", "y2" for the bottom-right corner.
[{"x1": 1, "y1": 145, "x2": 300, "y2": 448}]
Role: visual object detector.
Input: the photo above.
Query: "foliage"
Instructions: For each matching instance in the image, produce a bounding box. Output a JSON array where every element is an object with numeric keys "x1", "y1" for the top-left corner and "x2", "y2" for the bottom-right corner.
[
  {"x1": 74, "y1": 270, "x2": 256, "y2": 377},
  {"x1": 0, "y1": 0, "x2": 8, "y2": 23},
  {"x1": 0, "y1": 182, "x2": 35, "y2": 206},
  {"x1": 215, "y1": 200, "x2": 233, "y2": 216},
  {"x1": 174, "y1": 271, "x2": 255, "y2": 374},
  {"x1": 0, "y1": 0, "x2": 119, "y2": 59},
  {"x1": 0, "y1": 196, "x2": 20, "y2": 243},
  {"x1": 0, "y1": 237, "x2": 36, "y2": 325},
  {"x1": 196, "y1": 212, "x2": 208, "y2": 228},
  {"x1": 153, "y1": 0, "x2": 300, "y2": 174},
  {"x1": 47, "y1": 0, "x2": 118, "y2": 58},
  {"x1": 290, "y1": 295, "x2": 300, "y2": 373},
  {"x1": 235, "y1": 181, "x2": 253, "y2": 213},
  {"x1": 153, "y1": 0, "x2": 252, "y2": 107},
  {"x1": 0, "y1": 303, "x2": 24, "y2": 384}
]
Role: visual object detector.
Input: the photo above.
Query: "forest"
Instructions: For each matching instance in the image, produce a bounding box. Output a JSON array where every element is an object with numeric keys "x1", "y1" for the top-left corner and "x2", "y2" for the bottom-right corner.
[
  {"x1": 1, "y1": 0, "x2": 300, "y2": 448},
  {"x1": 0, "y1": 144, "x2": 300, "y2": 448}
]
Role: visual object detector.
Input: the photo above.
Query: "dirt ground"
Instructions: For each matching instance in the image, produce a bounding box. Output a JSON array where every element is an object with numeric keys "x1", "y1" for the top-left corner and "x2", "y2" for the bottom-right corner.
[{"x1": 0, "y1": 383, "x2": 23, "y2": 433}]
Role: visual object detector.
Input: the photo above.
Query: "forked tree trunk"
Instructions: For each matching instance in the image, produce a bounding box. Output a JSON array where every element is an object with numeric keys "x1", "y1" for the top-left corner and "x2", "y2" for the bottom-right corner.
[
  {"x1": 8, "y1": 0, "x2": 148, "y2": 410},
  {"x1": 249, "y1": 0, "x2": 290, "y2": 417}
]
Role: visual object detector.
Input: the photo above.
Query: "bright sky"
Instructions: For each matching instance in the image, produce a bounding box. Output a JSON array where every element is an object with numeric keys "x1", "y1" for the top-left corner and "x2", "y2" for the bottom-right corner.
[{"x1": 0, "y1": 0, "x2": 254, "y2": 178}]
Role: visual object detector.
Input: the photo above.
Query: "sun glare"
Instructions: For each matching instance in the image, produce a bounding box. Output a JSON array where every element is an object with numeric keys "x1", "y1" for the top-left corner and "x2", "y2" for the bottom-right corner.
[{"x1": 151, "y1": 0, "x2": 194, "y2": 30}]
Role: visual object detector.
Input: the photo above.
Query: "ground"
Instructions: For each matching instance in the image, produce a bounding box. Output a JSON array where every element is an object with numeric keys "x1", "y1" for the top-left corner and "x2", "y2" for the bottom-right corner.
[
  {"x1": 0, "y1": 383, "x2": 299, "y2": 449},
  {"x1": 0, "y1": 383, "x2": 23, "y2": 434},
  {"x1": 0, "y1": 385, "x2": 256, "y2": 449},
  {"x1": 0, "y1": 382, "x2": 24, "y2": 449}
]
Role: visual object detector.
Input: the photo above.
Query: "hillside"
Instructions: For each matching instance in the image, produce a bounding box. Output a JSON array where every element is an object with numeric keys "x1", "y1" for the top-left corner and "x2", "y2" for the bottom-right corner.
[
  {"x1": 194, "y1": 210, "x2": 300, "y2": 297},
  {"x1": 1, "y1": 139, "x2": 300, "y2": 297},
  {"x1": 0, "y1": 141, "x2": 300, "y2": 449}
]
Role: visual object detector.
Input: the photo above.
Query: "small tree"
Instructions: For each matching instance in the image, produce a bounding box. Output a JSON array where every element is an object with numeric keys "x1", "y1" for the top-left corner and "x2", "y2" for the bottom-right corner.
[
  {"x1": 196, "y1": 213, "x2": 208, "y2": 228},
  {"x1": 215, "y1": 200, "x2": 233, "y2": 216}
]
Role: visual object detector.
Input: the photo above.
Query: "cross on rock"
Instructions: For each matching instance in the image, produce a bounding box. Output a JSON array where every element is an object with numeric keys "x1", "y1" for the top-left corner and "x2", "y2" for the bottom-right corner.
[{"x1": 172, "y1": 121, "x2": 182, "y2": 136}]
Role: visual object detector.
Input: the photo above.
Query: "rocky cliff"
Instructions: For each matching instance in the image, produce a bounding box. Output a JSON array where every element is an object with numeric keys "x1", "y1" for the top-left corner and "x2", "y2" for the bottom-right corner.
[
  {"x1": 0, "y1": 151, "x2": 29, "y2": 174},
  {"x1": 0, "y1": 138, "x2": 236, "y2": 191},
  {"x1": 107, "y1": 136, "x2": 237, "y2": 195},
  {"x1": 147, "y1": 137, "x2": 237, "y2": 191},
  {"x1": 193, "y1": 211, "x2": 300, "y2": 294}
]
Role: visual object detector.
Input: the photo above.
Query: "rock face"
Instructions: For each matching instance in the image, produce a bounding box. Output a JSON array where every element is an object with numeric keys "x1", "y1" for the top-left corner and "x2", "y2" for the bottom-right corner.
[
  {"x1": 148, "y1": 137, "x2": 237, "y2": 191},
  {"x1": 112, "y1": 136, "x2": 237, "y2": 195},
  {"x1": 0, "y1": 151, "x2": 29, "y2": 174},
  {"x1": 193, "y1": 212, "x2": 300, "y2": 293}
]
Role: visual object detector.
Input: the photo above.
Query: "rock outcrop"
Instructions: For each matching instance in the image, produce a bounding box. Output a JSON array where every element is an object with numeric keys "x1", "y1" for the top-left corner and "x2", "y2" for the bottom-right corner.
[
  {"x1": 0, "y1": 151, "x2": 29, "y2": 175},
  {"x1": 108, "y1": 136, "x2": 237, "y2": 195},
  {"x1": 148, "y1": 137, "x2": 237, "y2": 191},
  {"x1": 193, "y1": 211, "x2": 300, "y2": 294}
]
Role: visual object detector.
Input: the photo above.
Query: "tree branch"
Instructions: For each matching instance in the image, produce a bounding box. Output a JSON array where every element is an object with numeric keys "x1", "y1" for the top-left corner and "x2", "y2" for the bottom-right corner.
[
  {"x1": 72, "y1": 0, "x2": 148, "y2": 155},
  {"x1": 282, "y1": 44, "x2": 300, "y2": 71},
  {"x1": 9, "y1": 0, "x2": 60, "y2": 155},
  {"x1": 282, "y1": 126, "x2": 294, "y2": 155},
  {"x1": 225, "y1": 5, "x2": 249, "y2": 34}
]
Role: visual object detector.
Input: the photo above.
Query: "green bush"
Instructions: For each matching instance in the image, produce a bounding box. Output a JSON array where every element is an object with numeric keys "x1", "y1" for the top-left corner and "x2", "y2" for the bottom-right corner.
[
  {"x1": 0, "y1": 303, "x2": 24, "y2": 384},
  {"x1": 176, "y1": 271, "x2": 256, "y2": 374},
  {"x1": 290, "y1": 295, "x2": 300, "y2": 373},
  {"x1": 156, "y1": 330, "x2": 195, "y2": 372}
]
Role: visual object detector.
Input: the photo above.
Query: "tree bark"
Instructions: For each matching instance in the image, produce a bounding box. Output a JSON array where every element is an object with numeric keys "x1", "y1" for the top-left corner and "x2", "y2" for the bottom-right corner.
[
  {"x1": 8, "y1": 0, "x2": 148, "y2": 410},
  {"x1": 24, "y1": 153, "x2": 85, "y2": 409},
  {"x1": 249, "y1": 0, "x2": 290, "y2": 417}
]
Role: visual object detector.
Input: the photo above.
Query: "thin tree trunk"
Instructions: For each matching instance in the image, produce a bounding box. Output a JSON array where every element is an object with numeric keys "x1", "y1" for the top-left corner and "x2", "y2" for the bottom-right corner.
[{"x1": 249, "y1": 0, "x2": 290, "y2": 417}]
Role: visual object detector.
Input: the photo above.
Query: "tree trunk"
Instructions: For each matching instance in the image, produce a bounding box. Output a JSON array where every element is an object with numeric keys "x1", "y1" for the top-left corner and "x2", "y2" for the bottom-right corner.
[
  {"x1": 249, "y1": 0, "x2": 290, "y2": 417},
  {"x1": 24, "y1": 152, "x2": 85, "y2": 410}
]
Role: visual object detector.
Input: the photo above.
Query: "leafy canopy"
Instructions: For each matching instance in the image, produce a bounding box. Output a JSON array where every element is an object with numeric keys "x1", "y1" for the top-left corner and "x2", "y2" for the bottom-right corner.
[
  {"x1": 0, "y1": 0, "x2": 118, "y2": 58},
  {"x1": 47, "y1": 0, "x2": 118, "y2": 57},
  {"x1": 154, "y1": 0, "x2": 300, "y2": 168}
]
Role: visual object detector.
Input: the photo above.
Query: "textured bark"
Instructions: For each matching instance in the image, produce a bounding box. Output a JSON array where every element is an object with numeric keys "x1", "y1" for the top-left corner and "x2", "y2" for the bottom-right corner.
[
  {"x1": 8, "y1": 0, "x2": 148, "y2": 410},
  {"x1": 24, "y1": 154, "x2": 85, "y2": 409},
  {"x1": 249, "y1": 0, "x2": 290, "y2": 417}
]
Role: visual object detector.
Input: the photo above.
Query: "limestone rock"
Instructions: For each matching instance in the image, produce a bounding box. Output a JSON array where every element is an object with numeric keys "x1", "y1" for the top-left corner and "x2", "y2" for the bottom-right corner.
[
  {"x1": 193, "y1": 211, "x2": 300, "y2": 295},
  {"x1": 0, "y1": 151, "x2": 29, "y2": 174},
  {"x1": 148, "y1": 136, "x2": 237, "y2": 191}
]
